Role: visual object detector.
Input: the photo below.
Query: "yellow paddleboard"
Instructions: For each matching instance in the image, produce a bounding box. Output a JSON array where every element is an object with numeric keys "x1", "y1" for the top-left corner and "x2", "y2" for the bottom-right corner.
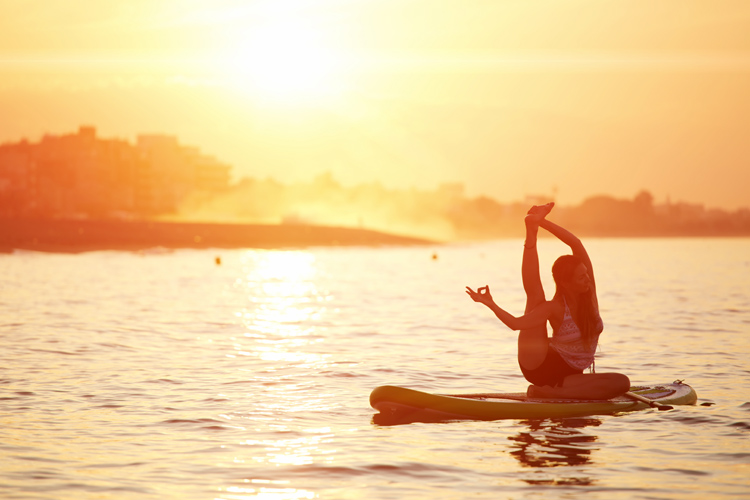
[{"x1": 371, "y1": 381, "x2": 697, "y2": 425}]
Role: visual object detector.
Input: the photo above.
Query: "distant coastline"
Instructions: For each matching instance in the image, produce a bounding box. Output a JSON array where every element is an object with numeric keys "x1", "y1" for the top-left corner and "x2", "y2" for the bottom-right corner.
[
  {"x1": 0, "y1": 218, "x2": 433, "y2": 253},
  {"x1": 2, "y1": 127, "x2": 749, "y2": 242},
  {"x1": 3, "y1": 216, "x2": 748, "y2": 255}
]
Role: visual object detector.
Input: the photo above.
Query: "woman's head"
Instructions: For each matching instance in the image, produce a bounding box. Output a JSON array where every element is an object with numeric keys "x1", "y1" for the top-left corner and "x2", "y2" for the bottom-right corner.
[
  {"x1": 553, "y1": 254, "x2": 598, "y2": 346},
  {"x1": 552, "y1": 255, "x2": 591, "y2": 295}
]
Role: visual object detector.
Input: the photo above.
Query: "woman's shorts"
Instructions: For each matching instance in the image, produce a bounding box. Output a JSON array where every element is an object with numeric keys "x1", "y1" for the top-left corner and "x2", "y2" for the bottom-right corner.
[{"x1": 520, "y1": 346, "x2": 583, "y2": 387}]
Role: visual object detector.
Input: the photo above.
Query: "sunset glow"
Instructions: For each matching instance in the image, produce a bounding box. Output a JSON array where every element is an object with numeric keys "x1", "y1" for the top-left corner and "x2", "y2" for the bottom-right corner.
[{"x1": 1, "y1": 1, "x2": 749, "y2": 211}]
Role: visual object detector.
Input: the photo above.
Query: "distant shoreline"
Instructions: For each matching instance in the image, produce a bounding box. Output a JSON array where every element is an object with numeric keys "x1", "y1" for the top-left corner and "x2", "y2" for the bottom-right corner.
[{"x1": 0, "y1": 218, "x2": 434, "y2": 253}]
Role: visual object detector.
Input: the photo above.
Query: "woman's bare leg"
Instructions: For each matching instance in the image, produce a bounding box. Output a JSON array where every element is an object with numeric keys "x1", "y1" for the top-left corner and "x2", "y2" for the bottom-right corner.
[
  {"x1": 522, "y1": 215, "x2": 545, "y2": 311},
  {"x1": 518, "y1": 204, "x2": 554, "y2": 370},
  {"x1": 529, "y1": 372, "x2": 631, "y2": 400},
  {"x1": 522, "y1": 203, "x2": 554, "y2": 309}
]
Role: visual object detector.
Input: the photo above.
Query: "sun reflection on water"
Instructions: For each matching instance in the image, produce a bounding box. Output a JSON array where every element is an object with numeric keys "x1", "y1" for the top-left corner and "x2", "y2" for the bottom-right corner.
[
  {"x1": 221, "y1": 250, "x2": 339, "y2": 498},
  {"x1": 236, "y1": 249, "x2": 326, "y2": 340},
  {"x1": 231, "y1": 249, "x2": 338, "y2": 377},
  {"x1": 217, "y1": 482, "x2": 316, "y2": 500},
  {"x1": 238, "y1": 250, "x2": 329, "y2": 335},
  {"x1": 239, "y1": 428, "x2": 337, "y2": 467}
]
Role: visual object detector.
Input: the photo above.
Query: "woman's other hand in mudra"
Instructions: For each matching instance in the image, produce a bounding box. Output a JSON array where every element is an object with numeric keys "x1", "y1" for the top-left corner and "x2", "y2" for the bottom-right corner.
[{"x1": 466, "y1": 285, "x2": 495, "y2": 306}]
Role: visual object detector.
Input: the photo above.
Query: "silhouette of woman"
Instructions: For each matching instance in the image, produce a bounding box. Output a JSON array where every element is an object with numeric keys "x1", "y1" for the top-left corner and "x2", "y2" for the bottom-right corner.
[{"x1": 466, "y1": 203, "x2": 630, "y2": 399}]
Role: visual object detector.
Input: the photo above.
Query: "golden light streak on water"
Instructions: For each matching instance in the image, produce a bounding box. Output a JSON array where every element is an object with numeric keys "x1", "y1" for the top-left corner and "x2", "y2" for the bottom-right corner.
[
  {"x1": 226, "y1": 250, "x2": 340, "y2": 494},
  {"x1": 217, "y1": 481, "x2": 316, "y2": 500}
]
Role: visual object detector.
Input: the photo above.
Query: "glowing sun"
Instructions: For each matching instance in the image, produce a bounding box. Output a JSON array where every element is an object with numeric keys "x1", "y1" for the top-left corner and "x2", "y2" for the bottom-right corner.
[{"x1": 218, "y1": 19, "x2": 347, "y2": 105}]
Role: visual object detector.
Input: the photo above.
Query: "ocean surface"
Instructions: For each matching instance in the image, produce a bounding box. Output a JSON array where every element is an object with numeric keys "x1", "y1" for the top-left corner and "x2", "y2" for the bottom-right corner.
[{"x1": 1, "y1": 238, "x2": 749, "y2": 499}]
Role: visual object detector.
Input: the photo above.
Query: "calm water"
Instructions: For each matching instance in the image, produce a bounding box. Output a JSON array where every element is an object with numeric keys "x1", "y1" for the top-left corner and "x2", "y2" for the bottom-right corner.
[{"x1": 1, "y1": 238, "x2": 749, "y2": 499}]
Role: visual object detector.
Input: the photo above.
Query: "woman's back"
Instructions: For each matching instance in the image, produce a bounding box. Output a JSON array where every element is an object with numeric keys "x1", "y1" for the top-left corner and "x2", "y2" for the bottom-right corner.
[{"x1": 550, "y1": 297, "x2": 602, "y2": 370}]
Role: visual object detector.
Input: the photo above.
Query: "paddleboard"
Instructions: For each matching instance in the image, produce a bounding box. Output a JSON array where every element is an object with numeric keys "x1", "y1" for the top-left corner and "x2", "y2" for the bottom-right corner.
[{"x1": 370, "y1": 381, "x2": 697, "y2": 425}]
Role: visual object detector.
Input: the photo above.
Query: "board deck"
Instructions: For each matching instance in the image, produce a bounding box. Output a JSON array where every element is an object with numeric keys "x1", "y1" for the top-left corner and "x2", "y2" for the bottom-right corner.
[{"x1": 370, "y1": 381, "x2": 697, "y2": 425}]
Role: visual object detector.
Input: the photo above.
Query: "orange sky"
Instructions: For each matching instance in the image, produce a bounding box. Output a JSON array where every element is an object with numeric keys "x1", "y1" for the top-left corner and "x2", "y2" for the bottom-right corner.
[{"x1": 2, "y1": 0, "x2": 749, "y2": 209}]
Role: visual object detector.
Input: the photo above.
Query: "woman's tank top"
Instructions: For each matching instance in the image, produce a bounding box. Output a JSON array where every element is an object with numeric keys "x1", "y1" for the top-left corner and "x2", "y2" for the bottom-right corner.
[{"x1": 549, "y1": 297, "x2": 603, "y2": 370}]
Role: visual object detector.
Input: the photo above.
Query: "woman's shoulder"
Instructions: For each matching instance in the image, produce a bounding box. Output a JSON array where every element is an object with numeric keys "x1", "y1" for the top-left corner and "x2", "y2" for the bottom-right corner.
[{"x1": 548, "y1": 294, "x2": 566, "y2": 307}]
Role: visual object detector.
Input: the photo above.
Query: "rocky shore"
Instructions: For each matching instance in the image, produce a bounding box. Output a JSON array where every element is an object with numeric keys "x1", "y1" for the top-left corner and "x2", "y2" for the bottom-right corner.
[{"x1": 0, "y1": 218, "x2": 433, "y2": 253}]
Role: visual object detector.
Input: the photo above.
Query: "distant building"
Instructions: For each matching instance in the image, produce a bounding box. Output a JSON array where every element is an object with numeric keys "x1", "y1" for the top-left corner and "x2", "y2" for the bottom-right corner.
[
  {"x1": 0, "y1": 126, "x2": 231, "y2": 219},
  {"x1": 136, "y1": 133, "x2": 231, "y2": 214}
]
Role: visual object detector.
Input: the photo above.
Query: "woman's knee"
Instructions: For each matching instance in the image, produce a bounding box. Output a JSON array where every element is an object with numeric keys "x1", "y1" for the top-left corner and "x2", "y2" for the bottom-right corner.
[
  {"x1": 600, "y1": 373, "x2": 630, "y2": 395},
  {"x1": 613, "y1": 373, "x2": 631, "y2": 392}
]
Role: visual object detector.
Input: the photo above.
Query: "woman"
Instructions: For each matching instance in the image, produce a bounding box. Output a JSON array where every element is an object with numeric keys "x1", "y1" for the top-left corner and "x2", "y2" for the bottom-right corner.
[{"x1": 466, "y1": 203, "x2": 630, "y2": 400}]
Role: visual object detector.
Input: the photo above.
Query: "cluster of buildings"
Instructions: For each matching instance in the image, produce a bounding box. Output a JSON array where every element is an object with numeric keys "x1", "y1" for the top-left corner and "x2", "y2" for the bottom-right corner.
[{"x1": 0, "y1": 126, "x2": 231, "y2": 219}]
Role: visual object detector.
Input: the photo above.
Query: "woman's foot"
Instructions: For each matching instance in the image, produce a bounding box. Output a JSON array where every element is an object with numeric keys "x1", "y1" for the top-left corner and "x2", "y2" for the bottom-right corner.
[
  {"x1": 525, "y1": 202, "x2": 554, "y2": 228},
  {"x1": 525, "y1": 213, "x2": 543, "y2": 227},
  {"x1": 527, "y1": 202, "x2": 554, "y2": 217}
]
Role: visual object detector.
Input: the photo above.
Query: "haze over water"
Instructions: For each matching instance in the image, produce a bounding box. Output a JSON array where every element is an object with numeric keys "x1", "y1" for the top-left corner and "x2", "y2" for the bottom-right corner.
[{"x1": 2, "y1": 238, "x2": 749, "y2": 499}]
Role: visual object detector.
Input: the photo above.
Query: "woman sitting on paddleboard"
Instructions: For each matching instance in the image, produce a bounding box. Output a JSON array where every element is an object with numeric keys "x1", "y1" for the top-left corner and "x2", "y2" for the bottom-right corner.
[{"x1": 466, "y1": 203, "x2": 630, "y2": 400}]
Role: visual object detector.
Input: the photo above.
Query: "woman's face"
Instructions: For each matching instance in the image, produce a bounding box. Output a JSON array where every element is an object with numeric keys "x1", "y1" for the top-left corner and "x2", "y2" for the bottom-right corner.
[{"x1": 567, "y1": 263, "x2": 592, "y2": 294}]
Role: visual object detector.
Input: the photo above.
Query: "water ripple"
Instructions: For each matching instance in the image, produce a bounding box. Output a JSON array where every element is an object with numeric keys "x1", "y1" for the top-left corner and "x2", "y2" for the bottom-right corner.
[{"x1": 1, "y1": 242, "x2": 749, "y2": 499}]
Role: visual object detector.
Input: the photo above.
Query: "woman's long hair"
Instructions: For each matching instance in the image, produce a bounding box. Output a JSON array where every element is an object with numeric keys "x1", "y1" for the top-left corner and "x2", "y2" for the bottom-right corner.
[{"x1": 552, "y1": 254, "x2": 598, "y2": 349}]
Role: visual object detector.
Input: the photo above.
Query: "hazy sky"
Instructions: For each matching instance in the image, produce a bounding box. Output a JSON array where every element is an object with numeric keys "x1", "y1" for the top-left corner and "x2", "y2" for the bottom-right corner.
[{"x1": 2, "y1": 0, "x2": 749, "y2": 209}]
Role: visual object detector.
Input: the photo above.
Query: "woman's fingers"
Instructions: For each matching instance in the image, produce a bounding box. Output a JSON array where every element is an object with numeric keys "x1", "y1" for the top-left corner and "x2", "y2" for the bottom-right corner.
[{"x1": 466, "y1": 286, "x2": 490, "y2": 302}]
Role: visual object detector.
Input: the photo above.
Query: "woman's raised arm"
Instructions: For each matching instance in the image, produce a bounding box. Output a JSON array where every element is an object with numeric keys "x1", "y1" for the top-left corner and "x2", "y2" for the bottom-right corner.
[{"x1": 539, "y1": 219, "x2": 596, "y2": 286}]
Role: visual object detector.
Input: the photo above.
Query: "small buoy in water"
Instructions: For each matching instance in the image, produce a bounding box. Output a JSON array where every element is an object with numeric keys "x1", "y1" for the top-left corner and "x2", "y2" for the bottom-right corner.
[
  {"x1": 215, "y1": 256, "x2": 221, "y2": 265},
  {"x1": 431, "y1": 253, "x2": 438, "y2": 260}
]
